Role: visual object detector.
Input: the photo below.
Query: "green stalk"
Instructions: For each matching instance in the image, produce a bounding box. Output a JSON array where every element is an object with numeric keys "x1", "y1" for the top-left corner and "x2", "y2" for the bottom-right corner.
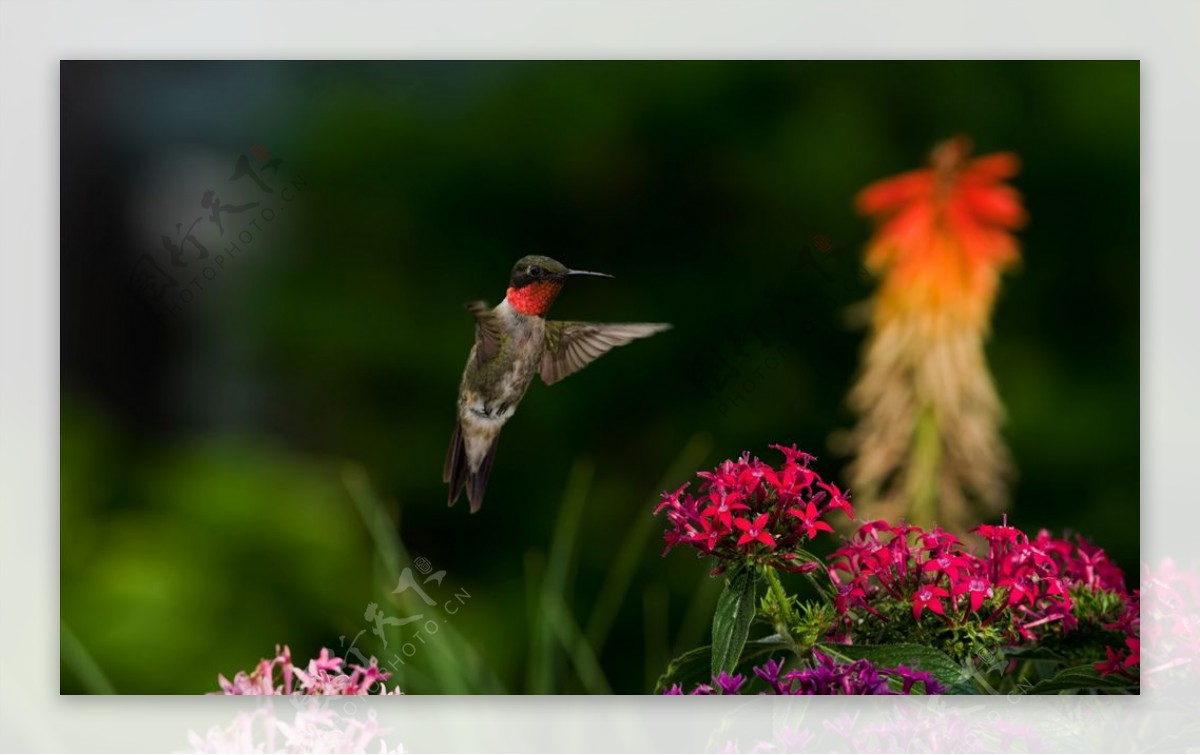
[
  {"x1": 908, "y1": 406, "x2": 941, "y2": 528},
  {"x1": 762, "y1": 567, "x2": 798, "y2": 646}
]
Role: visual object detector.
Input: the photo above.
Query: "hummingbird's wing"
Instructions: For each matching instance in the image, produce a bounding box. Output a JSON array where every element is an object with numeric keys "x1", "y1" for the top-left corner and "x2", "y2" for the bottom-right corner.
[
  {"x1": 540, "y1": 321, "x2": 671, "y2": 385},
  {"x1": 465, "y1": 300, "x2": 503, "y2": 363}
]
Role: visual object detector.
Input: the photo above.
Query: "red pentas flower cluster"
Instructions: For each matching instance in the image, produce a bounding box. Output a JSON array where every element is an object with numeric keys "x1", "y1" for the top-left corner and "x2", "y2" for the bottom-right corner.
[
  {"x1": 828, "y1": 517, "x2": 1082, "y2": 644},
  {"x1": 1031, "y1": 529, "x2": 1127, "y2": 594},
  {"x1": 655, "y1": 444, "x2": 852, "y2": 574}
]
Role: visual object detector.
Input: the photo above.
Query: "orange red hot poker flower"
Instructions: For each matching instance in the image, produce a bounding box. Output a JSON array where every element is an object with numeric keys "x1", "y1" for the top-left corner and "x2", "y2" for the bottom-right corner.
[
  {"x1": 856, "y1": 136, "x2": 1027, "y2": 332},
  {"x1": 841, "y1": 136, "x2": 1027, "y2": 533}
]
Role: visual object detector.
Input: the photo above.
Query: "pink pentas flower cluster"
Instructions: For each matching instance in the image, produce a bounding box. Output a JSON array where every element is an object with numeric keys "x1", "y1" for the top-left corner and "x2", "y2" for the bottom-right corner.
[
  {"x1": 655, "y1": 444, "x2": 852, "y2": 573},
  {"x1": 216, "y1": 645, "x2": 402, "y2": 695},
  {"x1": 828, "y1": 516, "x2": 1081, "y2": 643}
]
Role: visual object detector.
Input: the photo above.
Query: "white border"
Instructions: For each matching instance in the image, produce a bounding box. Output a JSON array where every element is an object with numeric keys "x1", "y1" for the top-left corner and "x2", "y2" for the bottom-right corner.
[{"x1": 3, "y1": 1, "x2": 1196, "y2": 751}]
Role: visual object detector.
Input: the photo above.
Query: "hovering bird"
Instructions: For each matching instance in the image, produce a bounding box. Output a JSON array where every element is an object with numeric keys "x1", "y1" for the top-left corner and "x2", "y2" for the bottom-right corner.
[{"x1": 443, "y1": 255, "x2": 670, "y2": 512}]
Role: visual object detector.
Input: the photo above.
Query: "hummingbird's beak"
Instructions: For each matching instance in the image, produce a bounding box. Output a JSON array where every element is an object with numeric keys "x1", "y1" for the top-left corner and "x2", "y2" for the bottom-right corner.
[{"x1": 566, "y1": 268, "x2": 614, "y2": 279}]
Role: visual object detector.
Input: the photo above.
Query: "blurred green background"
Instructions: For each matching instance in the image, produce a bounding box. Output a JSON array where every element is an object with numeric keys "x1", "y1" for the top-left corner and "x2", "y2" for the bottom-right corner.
[{"x1": 60, "y1": 61, "x2": 1139, "y2": 694}]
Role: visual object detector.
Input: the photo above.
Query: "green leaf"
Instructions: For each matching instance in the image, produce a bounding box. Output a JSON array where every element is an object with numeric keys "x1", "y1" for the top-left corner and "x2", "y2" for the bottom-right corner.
[
  {"x1": 655, "y1": 635, "x2": 790, "y2": 693},
  {"x1": 819, "y1": 642, "x2": 970, "y2": 692},
  {"x1": 790, "y1": 547, "x2": 825, "y2": 566},
  {"x1": 1021, "y1": 664, "x2": 1138, "y2": 695},
  {"x1": 1001, "y1": 645, "x2": 1070, "y2": 664},
  {"x1": 710, "y1": 567, "x2": 758, "y2": 677}
]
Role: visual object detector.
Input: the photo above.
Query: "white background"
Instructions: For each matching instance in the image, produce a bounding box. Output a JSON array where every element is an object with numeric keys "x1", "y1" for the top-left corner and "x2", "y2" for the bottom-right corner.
[{"x1": 1, "y1": 0, "x2": 1196, "y2": 751}]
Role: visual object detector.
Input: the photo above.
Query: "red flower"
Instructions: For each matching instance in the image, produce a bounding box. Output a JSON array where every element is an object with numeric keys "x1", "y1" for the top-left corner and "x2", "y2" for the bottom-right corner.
[
  {"x1": 951, "y1": 575, "x2": 992, "y2": 612},
  {"x1": 734, "y1": 513, "x2": 776, "y2": 548},
  {"x1": 1094, "y1": 646, "x2": 1126, "y2": 677},
  {"x1": 835, "y1": 583, "x2": 868, "y2": 615},
  {"x1": 818, "y1": 482, "x2": 854, "y2": 519},
  {"x1": 1123, "y1": 638, "x2": 1140, "y2": 669},
  {"x1": 1000, "y1": 576, "x2": 1037, "y2": 608},
  {"x1": 699, "y1": 491, "x2": 749, "y2": 530},
  {"x1": 787, "y1": 501, "x2": 835, "y2": 539},
  {"x1": 768, "y1": 443, "x2": 816, "y2": 465},
  {"x1": 911, "y1": 585, "x2": 950, "y2": 620},
  {"x1": 974, "y1": 521, "x2": 1023, "y2": 544},
  {"x1": 922, "y1": 553, "x2": 970, "y2": 581},
  {"x1": 1094, "y1": 637, "x2": 1139, "y2": 679}
]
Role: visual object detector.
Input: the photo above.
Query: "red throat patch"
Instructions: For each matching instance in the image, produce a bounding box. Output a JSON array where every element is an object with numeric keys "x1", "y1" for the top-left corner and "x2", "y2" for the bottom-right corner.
[{"x1": 506, "y1": 281, "x2": 563, "y2": 317}]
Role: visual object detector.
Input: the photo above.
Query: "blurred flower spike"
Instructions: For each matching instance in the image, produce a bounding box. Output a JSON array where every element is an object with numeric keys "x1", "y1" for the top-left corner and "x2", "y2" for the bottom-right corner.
[
  {"x1": 843, "y1": 135, "x2": 1027, "y2": 533},
  {"x1": 654, "y1": 443, "x2": 851, "y2": 574},
  {"x1": 216, "y1": 645, "x2": 403, "y2": 695}
]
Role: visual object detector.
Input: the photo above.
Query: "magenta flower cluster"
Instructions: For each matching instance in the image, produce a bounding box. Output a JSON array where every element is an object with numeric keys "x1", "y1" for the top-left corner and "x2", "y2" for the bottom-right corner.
[
  {"x1": 663, "y1": 650, "x2": 945, "y2": 695},
  {"x1": 654, "y1": 444, "x2": 1139, "y2": 695},
  {"x1": 655, "y1": 444, "x2": 852, "y2": 573},
  {"x1": 1031, "y1": 529, "x2": 1127, "y2": 594},
  {"x1": 828, "y1": 517, "x2": 1085, "y2": 642},
  {"x1": 216, "y1": 645, "x2": 402, "y2": 695}
]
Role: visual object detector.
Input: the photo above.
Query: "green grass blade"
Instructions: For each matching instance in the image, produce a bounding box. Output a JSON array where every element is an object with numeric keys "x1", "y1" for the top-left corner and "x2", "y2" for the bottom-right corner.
[
  {"x1": 524, "y1": 548, "x2": 546, "y2": 693},
  {"x1": 530, "y1": 458, "x2": 593, "y2": 694},
  {"x1": 342, "y1": 463, "x2": 506, "y2": 694},
  {"x1": 546, "y1": 592, "x2": 612, "y2": 695},
  {"x1": 585, "y1": 432, "x2": 712, "y2": 654}
]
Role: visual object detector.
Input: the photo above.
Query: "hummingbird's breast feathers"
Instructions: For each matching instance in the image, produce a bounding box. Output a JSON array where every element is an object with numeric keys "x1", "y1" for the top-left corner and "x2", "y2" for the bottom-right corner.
[{"x1": 459, "y1": 299, "x2": 546, "y2": 424}]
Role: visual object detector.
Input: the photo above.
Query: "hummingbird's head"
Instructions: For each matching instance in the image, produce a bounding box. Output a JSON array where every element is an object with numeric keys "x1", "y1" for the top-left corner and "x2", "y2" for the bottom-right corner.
[{"x1": 505, "y1": 255, "x2": 612, "y2": 317}]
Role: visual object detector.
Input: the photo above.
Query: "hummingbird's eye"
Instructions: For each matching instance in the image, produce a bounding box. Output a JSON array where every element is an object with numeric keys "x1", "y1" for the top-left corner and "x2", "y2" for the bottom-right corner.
[{"x1": 528, "y1": 265, "x2": 542, "y2": 277}]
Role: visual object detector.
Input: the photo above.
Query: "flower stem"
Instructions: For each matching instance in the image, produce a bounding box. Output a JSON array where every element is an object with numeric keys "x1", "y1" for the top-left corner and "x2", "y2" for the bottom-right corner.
[
  {"x1": 762, "y1": 567, "x2": 799, "y2": 644},
  {"x1": 908, "y1": 406, "x2": 941, "y2": 528}
]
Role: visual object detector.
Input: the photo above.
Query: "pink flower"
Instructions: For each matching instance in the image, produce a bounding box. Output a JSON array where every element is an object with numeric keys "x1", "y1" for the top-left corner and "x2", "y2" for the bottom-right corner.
[{"x1": 215, "y1": 647, "x2": 402, "y2": 696}]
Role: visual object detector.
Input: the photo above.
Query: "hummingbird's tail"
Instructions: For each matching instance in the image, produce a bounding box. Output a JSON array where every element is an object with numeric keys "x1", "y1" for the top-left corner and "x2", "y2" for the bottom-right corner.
[{"x1": 444, "y1": 421, "x2": 499, "y2": 513}]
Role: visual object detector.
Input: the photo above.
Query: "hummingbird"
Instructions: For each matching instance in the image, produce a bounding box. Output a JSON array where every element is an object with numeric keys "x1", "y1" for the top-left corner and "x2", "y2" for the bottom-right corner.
[{"x1": 443, "y1": 255, "x2": 670, "y2": 512}]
